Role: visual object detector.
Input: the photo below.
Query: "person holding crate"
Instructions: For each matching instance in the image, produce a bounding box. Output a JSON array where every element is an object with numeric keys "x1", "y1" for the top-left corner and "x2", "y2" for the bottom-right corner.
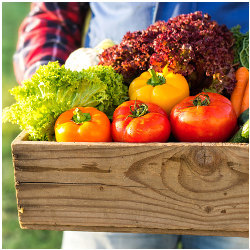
[{"x1": 13, "y1": 2, "x2": 249, "y2": 249}]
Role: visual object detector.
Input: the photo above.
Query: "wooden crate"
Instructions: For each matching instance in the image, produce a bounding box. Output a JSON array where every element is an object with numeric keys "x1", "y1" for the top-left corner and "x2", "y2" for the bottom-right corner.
[{"x1": 11, "y1": 131, "x2": 249, "y2": 237}]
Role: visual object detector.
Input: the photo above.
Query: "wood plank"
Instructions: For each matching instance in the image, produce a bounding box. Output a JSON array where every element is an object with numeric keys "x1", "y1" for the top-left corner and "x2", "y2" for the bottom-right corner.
[
  {"x1": 12, "y1": 135, "x2": 249, "y2": 187},
  {"x1": 16, "y1": 181, "x2": 248, "y2": 236},
  {"x1": 12, "y1": 131, "x2": 249, "y2": 236}
]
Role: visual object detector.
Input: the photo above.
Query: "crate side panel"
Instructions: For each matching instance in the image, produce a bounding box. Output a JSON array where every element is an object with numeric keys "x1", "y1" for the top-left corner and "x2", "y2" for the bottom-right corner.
[{"x1": 13, "y1": 137, "x2": 249, "y2": 235}]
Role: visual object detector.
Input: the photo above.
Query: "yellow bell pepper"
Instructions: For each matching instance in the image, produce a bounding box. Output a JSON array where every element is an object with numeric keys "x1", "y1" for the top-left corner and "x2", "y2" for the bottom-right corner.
[{"x1": 129, "y1": 68, "x2": 189, "y2": 114}]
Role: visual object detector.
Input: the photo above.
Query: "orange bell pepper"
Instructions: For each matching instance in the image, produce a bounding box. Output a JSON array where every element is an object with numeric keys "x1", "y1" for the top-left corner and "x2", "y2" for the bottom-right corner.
[
  {"x1": 129, "y1": 68, "x2": 189, "y2": 114},
  {"x1": 55, "y1": 107, "x2": 111, "y2": 142}
]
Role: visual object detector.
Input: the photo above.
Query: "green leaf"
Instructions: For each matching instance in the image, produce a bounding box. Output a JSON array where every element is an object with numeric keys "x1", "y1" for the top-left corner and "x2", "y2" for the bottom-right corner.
[
  {"x1": 231, "y1": 25, "x2": 249, "y2": 68},
  {"x1": 240, "y1": 36, "x2": 249, "y2": 69}
]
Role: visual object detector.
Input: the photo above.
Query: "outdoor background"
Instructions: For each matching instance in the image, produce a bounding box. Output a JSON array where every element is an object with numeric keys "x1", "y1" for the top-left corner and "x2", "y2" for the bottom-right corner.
[{"x1": 2, "y1": 2, "x2": 63, "y2": 249}]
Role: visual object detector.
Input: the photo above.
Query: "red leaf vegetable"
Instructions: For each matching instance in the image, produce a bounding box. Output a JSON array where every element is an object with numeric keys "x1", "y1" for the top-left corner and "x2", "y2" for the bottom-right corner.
[{"x1": 99, "y1": 11, "x2": 236, "y2": 96}]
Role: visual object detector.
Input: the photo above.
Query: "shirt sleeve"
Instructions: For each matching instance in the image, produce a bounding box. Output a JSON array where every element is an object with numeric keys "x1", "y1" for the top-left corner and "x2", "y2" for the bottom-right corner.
[{"x1": 13, "y1": 2, "x2": 89, "y2": 85}]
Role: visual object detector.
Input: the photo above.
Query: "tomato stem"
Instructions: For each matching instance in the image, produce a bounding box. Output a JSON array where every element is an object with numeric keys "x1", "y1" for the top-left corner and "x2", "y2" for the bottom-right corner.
[
  {"x1": 129, "y1": 101, "x2": 149, "y2": 118},
  {"x1": 193, "y1": 93, "x2": 210, "y2": 106},
  {"x1": 147, "y1": 69, "x2": 166, "y2": 86},
  {"x1": 72, "y1": 108, "x2": 91, "y2": 124}
]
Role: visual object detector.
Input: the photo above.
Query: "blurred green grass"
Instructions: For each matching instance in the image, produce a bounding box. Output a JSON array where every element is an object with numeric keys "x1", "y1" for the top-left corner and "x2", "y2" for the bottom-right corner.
[{"x1": 2, "y1": 3, "x2": 62, "y2": 249}]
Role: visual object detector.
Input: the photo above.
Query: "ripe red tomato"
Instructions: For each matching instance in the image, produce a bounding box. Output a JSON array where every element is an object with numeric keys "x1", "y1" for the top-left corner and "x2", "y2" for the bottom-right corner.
[
  {"x1": 112, "y1": 100, "x2": 171, "y2": 142},
  {"x1": 170, "y1": 92, "x2": 237, "y2": 142}
]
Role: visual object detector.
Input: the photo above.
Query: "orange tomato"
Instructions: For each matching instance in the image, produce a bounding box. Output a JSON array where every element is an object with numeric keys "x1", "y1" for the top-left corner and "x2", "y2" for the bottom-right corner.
[{"x1": 55, "y1": 107, "x2": 111, "y2": 142}]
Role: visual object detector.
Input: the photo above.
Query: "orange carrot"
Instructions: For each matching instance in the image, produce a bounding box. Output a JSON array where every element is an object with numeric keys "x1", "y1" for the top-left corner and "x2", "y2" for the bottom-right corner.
[
  {"x1": 240, "y1": 80, "x2": 249, "y2": 114},
  {"x1": 230, "y1": 67, "x2": 249, "y2": 117}
]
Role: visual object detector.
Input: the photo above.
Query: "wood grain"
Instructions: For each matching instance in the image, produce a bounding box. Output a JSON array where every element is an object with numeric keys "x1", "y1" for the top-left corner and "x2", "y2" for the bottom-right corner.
[{"x1": 12, "y1": 131, "x2": 249, "y2": 237}]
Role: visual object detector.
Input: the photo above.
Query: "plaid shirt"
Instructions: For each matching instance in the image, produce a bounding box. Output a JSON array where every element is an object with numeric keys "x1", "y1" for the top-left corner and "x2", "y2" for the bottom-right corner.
[{"x1": 13, "y1": 2, "x2": 89, "y2": 85}]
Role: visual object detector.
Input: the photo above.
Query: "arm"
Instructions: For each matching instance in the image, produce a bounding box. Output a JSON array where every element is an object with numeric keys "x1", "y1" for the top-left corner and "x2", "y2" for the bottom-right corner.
[{"x1": 13, "y1": 2, "x2": 89, "y2": 84}]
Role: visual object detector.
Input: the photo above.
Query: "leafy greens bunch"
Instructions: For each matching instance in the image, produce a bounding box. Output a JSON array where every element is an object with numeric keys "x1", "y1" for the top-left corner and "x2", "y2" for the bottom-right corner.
[
  {"x1": 3, "y1": 61, "x2": 128, "y2": 141},
  {"x1": 231, "y1": 25, "x2": 249, "y2": 70}
]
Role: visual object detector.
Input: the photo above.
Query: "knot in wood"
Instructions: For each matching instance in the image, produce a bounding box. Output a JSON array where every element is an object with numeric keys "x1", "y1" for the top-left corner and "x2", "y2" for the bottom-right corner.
[
  {"x1": 196, "y1": 149, "x2": 214, "y2": 166},
  {"x1": 190, "y1": 147, "x2": 218, "y2": 176}
]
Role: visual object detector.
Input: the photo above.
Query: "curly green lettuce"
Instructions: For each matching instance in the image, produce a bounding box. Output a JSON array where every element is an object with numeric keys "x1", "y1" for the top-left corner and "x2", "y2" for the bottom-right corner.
[{"x1": 3, "y1": 61, "x2": 128, "y2": 141}]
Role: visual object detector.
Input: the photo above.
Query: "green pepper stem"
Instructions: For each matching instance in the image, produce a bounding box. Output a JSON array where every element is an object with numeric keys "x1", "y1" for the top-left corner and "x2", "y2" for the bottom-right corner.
[
  {"x1": 72, "y1": 108, "x2": 91, "y2": 124},
  {"x1": 147, "y1": 69, "x2": 166, "y2": 86}
]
